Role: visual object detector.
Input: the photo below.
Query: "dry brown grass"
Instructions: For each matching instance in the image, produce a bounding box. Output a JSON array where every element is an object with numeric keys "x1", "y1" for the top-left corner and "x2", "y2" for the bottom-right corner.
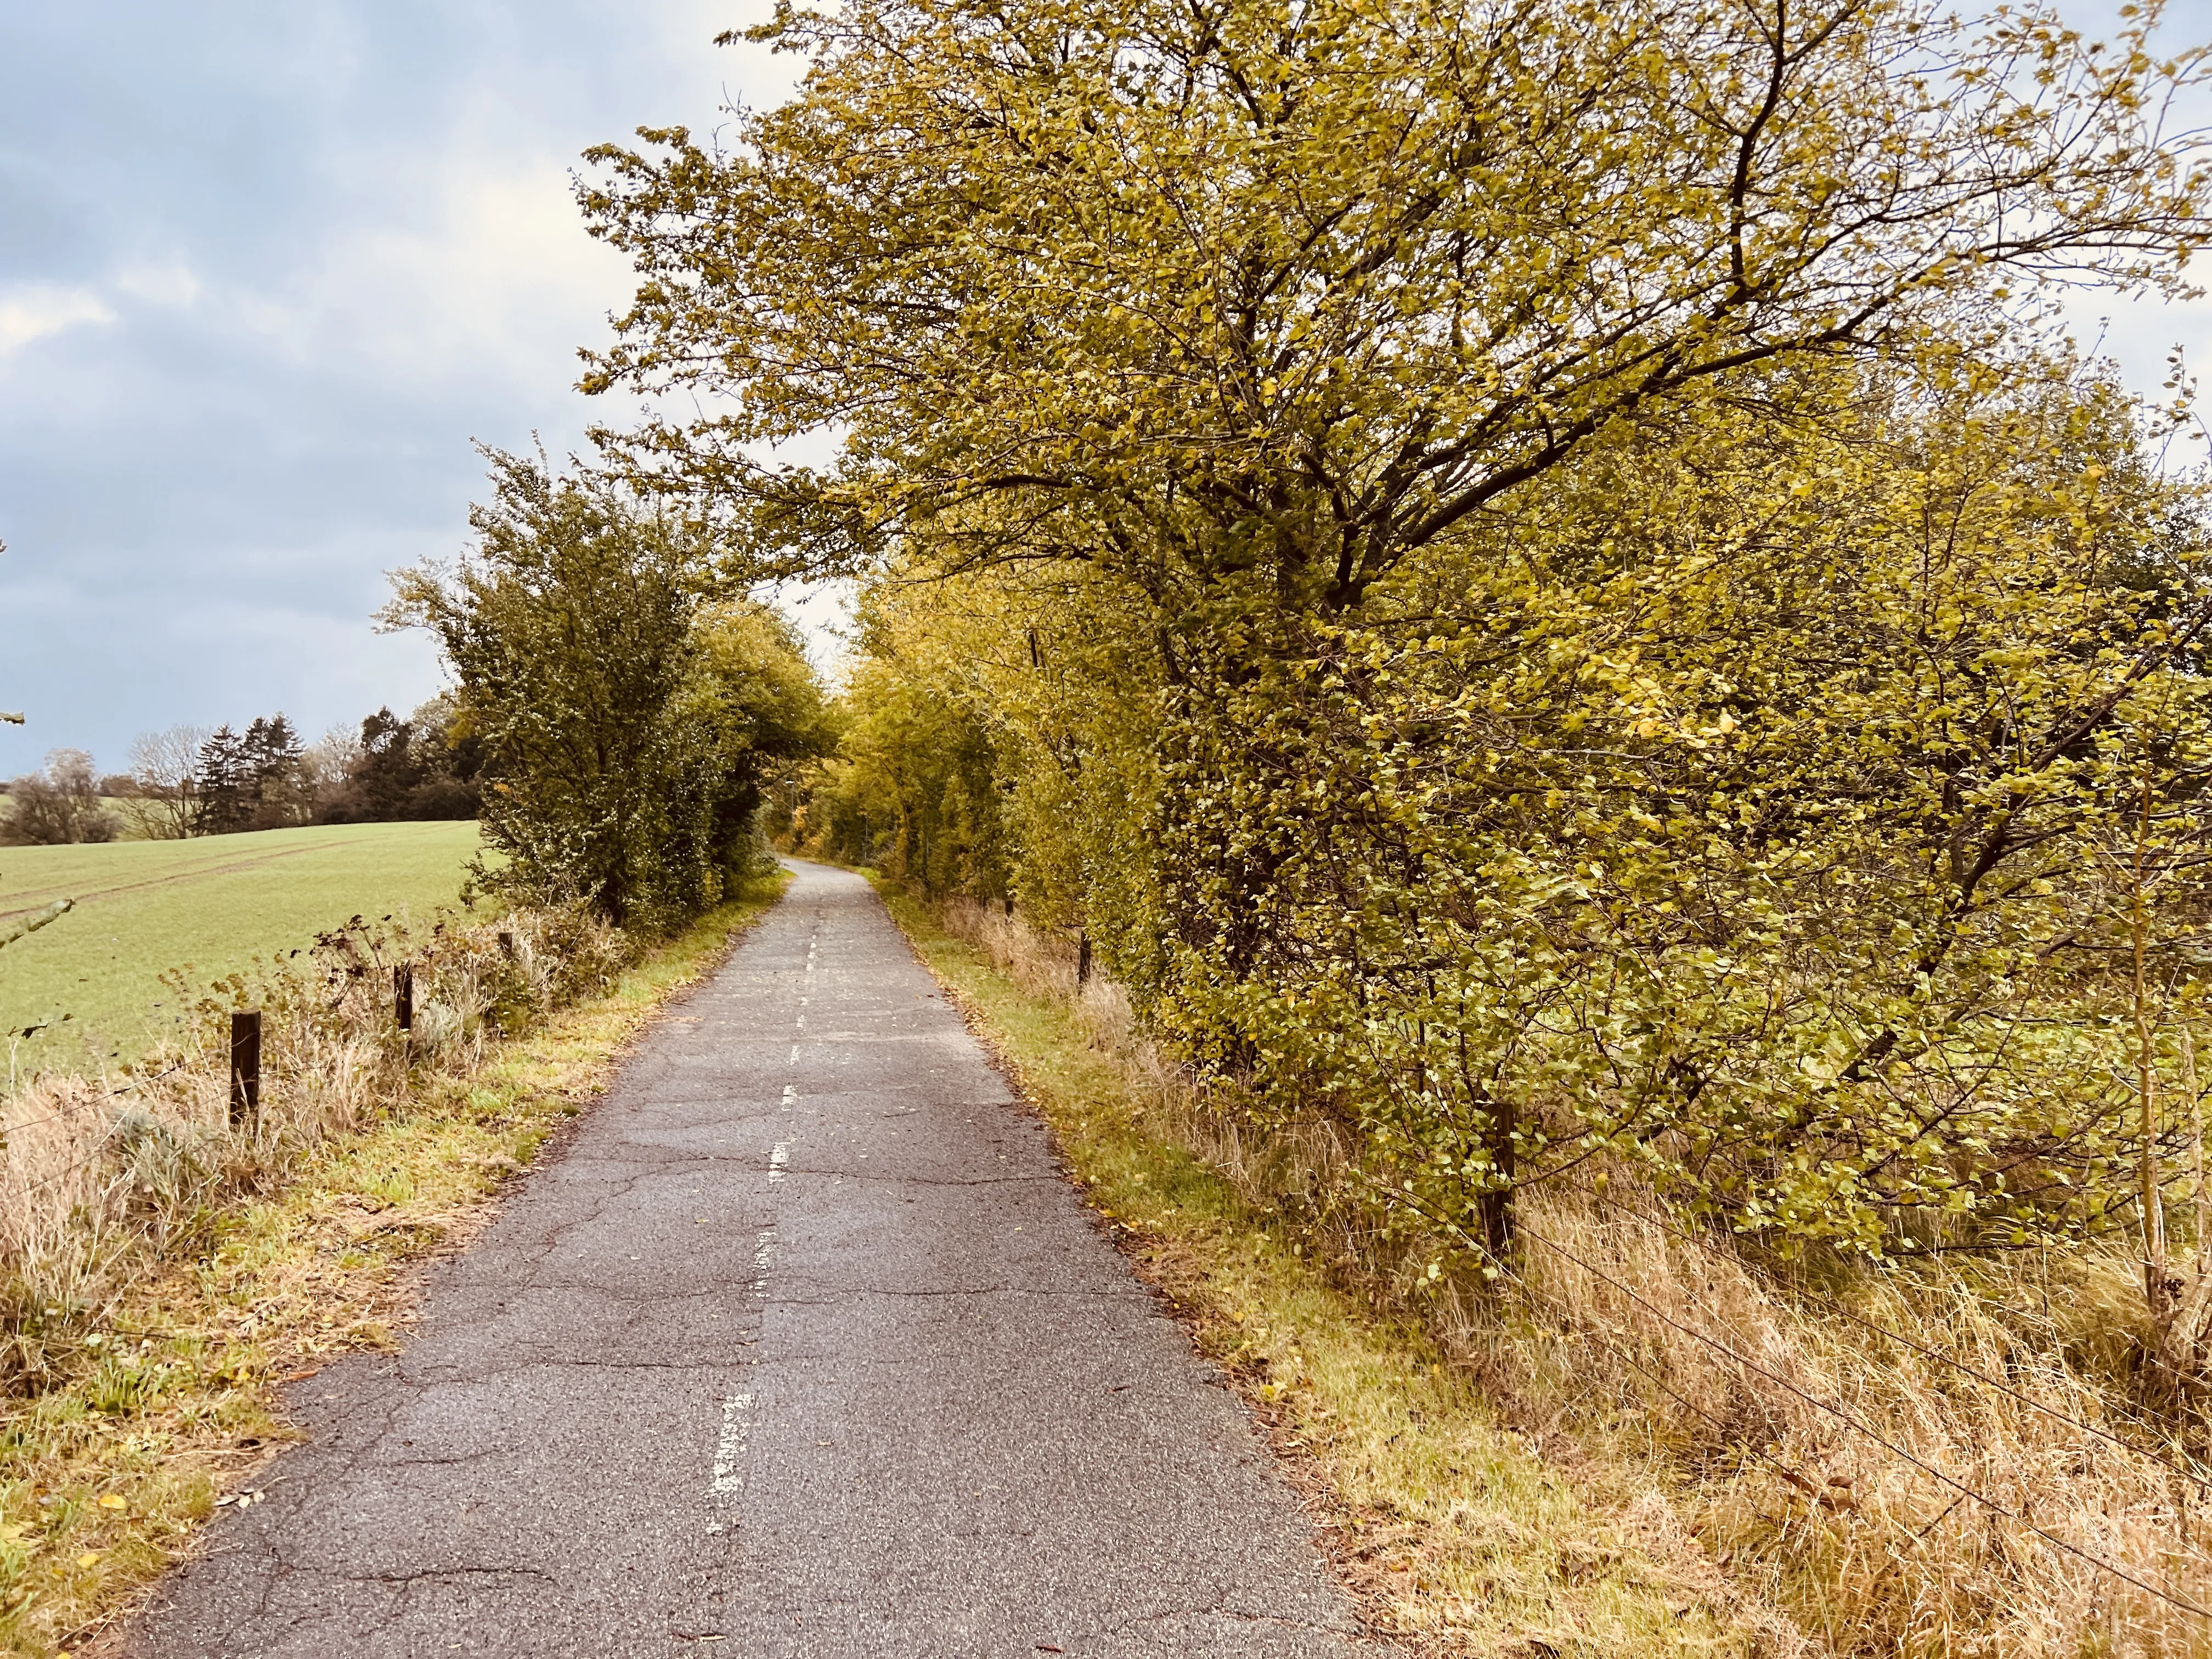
[
  {"x1": 0, "y1": 884, "x2": 785, "y2": 1655},
  {"x1": 933, "y1": 894, "x2": 2212, "y2": 1657},
  {"x1": 1474, "y1": 1192, "x2": 2212, "y2": 1658},
  {"x1": 0, "y1": 906, "x2": 627, "y2": 1396}
]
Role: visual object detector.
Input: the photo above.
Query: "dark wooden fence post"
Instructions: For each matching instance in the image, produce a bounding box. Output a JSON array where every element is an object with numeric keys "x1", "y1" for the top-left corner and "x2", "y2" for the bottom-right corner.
[
  {"x1": 1077, "y1": 932, "x2": 1092, "y2": 986},
  {"x1": 394, "y1": 964, "x2": 414, "y2": 1032},
  {"x1": 496, "y1": 930, "x2": 516, "y2": 960},
  {"x1": 229, "y1": 1011, "x2": 261, "y2": 1127}
]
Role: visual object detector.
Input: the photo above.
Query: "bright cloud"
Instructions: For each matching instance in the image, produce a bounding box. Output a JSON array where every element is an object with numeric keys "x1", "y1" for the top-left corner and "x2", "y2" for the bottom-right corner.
[
  {"x1": 114, "y1": 260, "x2": 202, "y2": 309},
  {"x1": 0, "y1": 285, "x2": 114, "y2": 358}
]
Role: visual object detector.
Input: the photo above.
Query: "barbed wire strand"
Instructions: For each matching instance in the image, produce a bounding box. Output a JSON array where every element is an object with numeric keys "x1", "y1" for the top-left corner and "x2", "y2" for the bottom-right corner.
[
  {"x1": 1471, "y1": 1256, "x2": 1846, "y2": 1505},
  {"x1": 1365, "y1": 1174, "x2": 2212, "y2": 1623},
  {"x1": 13, "y1": 1143, "x2": 122, "y2": 1200},
  {"x1": 7, "y1": 1086, "x2": 221, "y2": 1199},
  {"x1": 1569, "y1": 1181, "x2": 2212, "y2": 1500},
  {"x1": 1510, "y1": 1212, "x2": 2212, "y2": 1622},
  {"x1": 0, "y1": 1065, "x2": 195, "y2": 1146}
]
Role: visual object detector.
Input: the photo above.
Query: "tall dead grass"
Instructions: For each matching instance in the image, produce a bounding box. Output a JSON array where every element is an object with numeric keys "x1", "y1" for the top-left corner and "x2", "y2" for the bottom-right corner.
[
  {"x1": 938, "y1": 895, "x2": 2212, "y2": 1657},
  {"x1": 1483, "y1": 1189, "x2": 2212, "y2": 1658},
  {"x1": 0, "y1": 907, "x2": 628, "y2": 1394}
]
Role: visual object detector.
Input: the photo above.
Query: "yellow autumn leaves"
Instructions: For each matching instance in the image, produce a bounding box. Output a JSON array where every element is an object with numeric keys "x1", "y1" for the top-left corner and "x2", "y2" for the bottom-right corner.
[{"x1": 578, "y1": 0, "x2": 2212, "y2": 1256}]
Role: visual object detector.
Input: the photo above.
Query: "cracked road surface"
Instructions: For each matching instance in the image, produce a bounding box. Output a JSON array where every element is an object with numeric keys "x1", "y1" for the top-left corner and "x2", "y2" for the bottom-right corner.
[{"x1": 116, "y1": 860, "x2": 1368, "y2": 1657}]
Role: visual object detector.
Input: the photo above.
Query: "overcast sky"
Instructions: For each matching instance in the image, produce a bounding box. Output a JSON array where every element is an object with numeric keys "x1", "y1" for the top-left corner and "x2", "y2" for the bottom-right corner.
[
  {"x1": 1, "y1": 3, "x2": 2209, "y2": 780},
  {"x1": 0, "y1": 1, "x2": 806, "y2": 778}
]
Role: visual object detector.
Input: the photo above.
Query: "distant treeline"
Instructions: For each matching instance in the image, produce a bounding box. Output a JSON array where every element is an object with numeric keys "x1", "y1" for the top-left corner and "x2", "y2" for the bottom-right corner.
[{"x1": 0, "y1": 697, "x2": 483, "y2": 845}]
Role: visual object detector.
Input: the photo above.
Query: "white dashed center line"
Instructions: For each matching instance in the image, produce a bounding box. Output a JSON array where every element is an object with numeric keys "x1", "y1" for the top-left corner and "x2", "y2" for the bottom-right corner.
[
  {"x1": 769, "y1": 1142, "x2": 790, "y2": 1184},
  {"x1": 712, "y1": 1393, "x2": 754, "y2": 1496},
  {"x1": 752, "y1": 1227, "x2": 775, "y2": 1293}
]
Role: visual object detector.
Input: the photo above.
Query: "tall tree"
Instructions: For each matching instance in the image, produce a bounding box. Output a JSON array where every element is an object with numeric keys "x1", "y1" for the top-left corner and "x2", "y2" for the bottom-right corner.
[
  {"x1": 191, "y1": 726, "x2": 250, "y2": 836},
  {"x1": 240, "y1": 714, "x2": 312, "y2": 828},
  {"x1": 193, "y1": 716, "x2": 312, "y2": 833},
  {"x1": 386, "y1": 450, "x2": 833, "y2": 928},
  {"x1": 345, "y1": 708, "x2": 422, "y2": 821},
  {"x1": 119, "y1": 725, "x2": 210, "y2": 840},
  {"x1": 580, "y1": 0, "x2": 2210, "y2": 617}
]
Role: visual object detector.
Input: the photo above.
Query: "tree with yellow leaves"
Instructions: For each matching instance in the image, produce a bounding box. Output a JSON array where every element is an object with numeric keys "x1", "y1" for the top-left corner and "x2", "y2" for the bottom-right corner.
[{"x1": 581, "y1": 0, "x2": 2212, "y2": 1260}]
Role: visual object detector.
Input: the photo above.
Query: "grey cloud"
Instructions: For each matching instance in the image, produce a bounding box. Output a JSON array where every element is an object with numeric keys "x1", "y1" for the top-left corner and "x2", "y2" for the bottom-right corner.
[{"x1": 0, "y1": 0, "x2": 791, "y2": 776}]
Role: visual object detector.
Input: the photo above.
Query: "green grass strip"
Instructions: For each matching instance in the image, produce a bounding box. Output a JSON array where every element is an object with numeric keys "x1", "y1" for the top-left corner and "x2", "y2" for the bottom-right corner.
[
  {"x1": 0, "y1": 877, "x2": 785, "y2": 1657},
  {"x1": 874, "y1": 879, "x2": 1765, "y2": 1658}
]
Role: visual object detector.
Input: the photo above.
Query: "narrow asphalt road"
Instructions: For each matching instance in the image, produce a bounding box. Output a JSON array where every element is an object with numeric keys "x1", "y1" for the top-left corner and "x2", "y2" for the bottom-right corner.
[{"x1": 115, "y1": 860, "x2": 1368, "y2": 1657}]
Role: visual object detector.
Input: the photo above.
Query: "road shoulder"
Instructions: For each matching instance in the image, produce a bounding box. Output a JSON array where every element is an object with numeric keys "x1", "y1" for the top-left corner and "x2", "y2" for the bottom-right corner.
[
  {"x1": 871, "y1": 880, "x2": 1764, "y2": 1658},
  {"x1": 42, "y1": 884, "x2": 787, "y2": 1659}
]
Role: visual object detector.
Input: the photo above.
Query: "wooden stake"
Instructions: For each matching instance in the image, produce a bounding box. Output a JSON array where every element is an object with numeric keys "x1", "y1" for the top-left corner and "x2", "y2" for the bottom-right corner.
[{"x1": 229, "y1": 1012, "x2": 261, "y2": 1127}]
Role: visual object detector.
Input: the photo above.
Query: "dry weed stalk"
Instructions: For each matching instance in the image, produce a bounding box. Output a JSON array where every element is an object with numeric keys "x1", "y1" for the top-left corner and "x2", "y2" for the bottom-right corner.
[
  {"x1": 0, "y1": 907, "x2": 627, "y2": 1395},
  {"x1": 938, "y1": 895, "x2": 2212, "y2": 1657}
]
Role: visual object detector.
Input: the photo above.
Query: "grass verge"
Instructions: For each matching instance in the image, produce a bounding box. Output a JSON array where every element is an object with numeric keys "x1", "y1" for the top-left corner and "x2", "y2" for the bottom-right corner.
[
  {"x1": 872, "y1": 879, "x2": 1786, "y2": 1659},
  {"x1": 1, "y1": 876, "x2": 786, "y2": 1657}
]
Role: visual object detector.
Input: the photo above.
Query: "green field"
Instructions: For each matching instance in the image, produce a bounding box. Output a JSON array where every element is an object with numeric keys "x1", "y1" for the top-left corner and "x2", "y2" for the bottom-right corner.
[{"x1": 0, "y1": 822, "x2": 484, "y2": 1075}]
